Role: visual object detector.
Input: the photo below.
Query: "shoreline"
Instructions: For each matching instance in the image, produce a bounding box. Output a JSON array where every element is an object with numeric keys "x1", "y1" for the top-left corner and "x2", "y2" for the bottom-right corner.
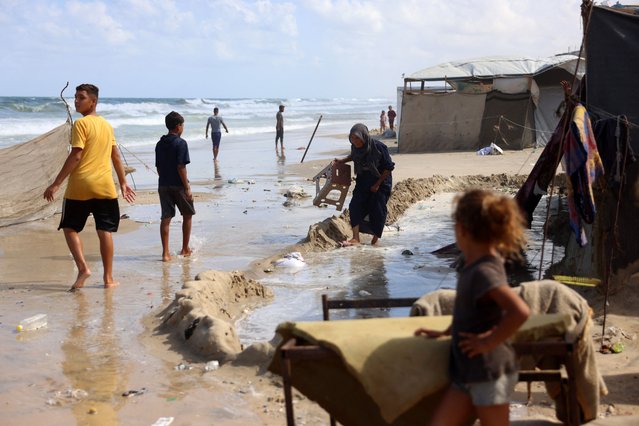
[{"x1": 1, "y1": 147, "x2": 638, "y2": 424}]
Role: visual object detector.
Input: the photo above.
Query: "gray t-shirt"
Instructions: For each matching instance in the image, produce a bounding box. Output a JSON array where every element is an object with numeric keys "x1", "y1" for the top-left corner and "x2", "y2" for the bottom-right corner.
[
  {"x1": 207, "y1": 115, "x2": 224, "y2": 133},
  {"x1": 450, "y1": 255, "x2": 518, "y2": 383}
]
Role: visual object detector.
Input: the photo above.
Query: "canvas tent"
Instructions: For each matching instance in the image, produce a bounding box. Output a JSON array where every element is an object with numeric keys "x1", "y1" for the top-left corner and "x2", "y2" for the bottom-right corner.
[
  {"x1": 398, "y1": 54, "x2": 585, "y2": 153},
  {"x1": 577, "y1": 4, "x2": 639, "y2": 283},
  {"x1": 513, "y1": 3, "x2": 639, "y2": 287}
]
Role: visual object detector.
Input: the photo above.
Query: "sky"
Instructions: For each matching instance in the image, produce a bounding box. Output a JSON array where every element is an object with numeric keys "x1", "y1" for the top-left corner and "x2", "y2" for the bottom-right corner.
[{"x1": 0, "y1": 0, "x2": 587, "y2": 99}]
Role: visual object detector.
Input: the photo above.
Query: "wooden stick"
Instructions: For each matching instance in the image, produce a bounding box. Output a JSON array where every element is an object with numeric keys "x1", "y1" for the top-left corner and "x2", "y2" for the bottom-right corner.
[{"x1": 301, "y1": 115, "x2": 323, "y2": 163}]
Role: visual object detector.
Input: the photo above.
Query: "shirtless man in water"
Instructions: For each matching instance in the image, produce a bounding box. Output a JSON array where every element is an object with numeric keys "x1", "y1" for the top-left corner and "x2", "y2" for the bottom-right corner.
[{"x1": 44, "y1": 83, "x2": 136, "y2": 291}]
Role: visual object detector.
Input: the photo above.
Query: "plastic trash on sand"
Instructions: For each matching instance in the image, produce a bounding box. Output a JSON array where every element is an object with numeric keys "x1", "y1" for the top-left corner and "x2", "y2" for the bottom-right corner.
[
  {"x1": 285, "y1": 186, "x2": 311, "y2": 199},
  {"x1": 476, "y1": 143, "x2": 504, "y2": 156},
  {"x1": 152, "y1": 417, "x2": 174, "y2": 426},
  {"x1": 274, "y1": 252, "x2": 306, "y2": 271},
  {"x1": 204, "y1": 360, "x2": 220, "y2": 371},
  {"x1": 16, "y1": 314, "x2": 48, "y2": 331}
]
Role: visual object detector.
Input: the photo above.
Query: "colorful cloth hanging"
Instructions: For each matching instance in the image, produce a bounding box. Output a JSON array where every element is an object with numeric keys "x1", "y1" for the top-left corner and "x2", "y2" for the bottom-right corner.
[{"x1": 562, "y1": 104, "x2": 604, "y2": 246}]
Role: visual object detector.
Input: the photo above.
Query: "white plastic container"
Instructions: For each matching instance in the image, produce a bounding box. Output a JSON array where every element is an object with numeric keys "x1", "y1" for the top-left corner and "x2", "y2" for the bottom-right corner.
[
  {"x1": 17, "y1": 314, "x2": 48, "y2": 331},
  {"x1": 204, "y1": 360, "x2": 220, "y2": 372}
]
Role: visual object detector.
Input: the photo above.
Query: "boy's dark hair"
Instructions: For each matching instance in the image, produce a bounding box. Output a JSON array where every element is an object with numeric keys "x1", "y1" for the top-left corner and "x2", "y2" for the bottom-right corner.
[
  {"x1": 214, "y1": 107, "x2": 219, "y2": 113},
  {"x1": 76, "y1": 84, "x2": 99, "y2": 99},
  {"x1": 279, "y1": 105, "x2": 285, "y2": 112},
  {"x1": 165, "y1": 111, "x2": 184, "y2": 130}
]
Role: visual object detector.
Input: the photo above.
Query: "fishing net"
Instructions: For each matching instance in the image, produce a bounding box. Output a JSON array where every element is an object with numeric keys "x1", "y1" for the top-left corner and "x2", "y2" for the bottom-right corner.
[{"x1": 0, "y1": 122, "x2": 72, "y2": 227}]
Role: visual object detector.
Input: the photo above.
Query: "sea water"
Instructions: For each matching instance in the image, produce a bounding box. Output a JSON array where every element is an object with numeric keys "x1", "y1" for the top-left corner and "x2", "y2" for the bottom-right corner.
[
  {"x1": 0, "y1": 96, "x2": 393, "y2": 190},
  {"x1": 236, "y1": 193, "x2": 565, "y2": 344},
  {"x1": 0, "y1": 95, "x2": 561, "y2": 345},
  {"x1": 0, "y1": 96, "x2": 390, "y2": 148}
]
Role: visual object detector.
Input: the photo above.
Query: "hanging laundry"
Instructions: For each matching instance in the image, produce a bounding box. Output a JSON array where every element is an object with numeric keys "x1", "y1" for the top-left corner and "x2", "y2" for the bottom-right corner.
[{"x1": 562, "y1": 104, "x2": 604, "y2": 246}]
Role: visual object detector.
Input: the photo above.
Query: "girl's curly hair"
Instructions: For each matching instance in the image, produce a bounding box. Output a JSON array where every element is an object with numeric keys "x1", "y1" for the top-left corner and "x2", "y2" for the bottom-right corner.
[{"x1": 453, "y1": 189, "x2": 527, "y2": 259}]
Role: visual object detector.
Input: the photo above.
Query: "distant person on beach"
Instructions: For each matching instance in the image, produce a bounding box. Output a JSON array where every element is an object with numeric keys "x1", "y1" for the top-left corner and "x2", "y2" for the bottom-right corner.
[
  {"x1": 414, "y1": 189, "x2": 530, "y2": 426},
  {"x1": 155, "y1": 111, "x2": 195, "y2": 262},
  {"x1": 335, "y1": 123, "x2": 394, "y2": 246},
  {"x1": 388, "y1": 105, "x2": 397, "y2": 130},
  {"x1": 380, "y1": 110, "x2": 387, "y2": 132},
  {"x1": 275, "y1": 104, "x2": 285, "y2": 150},
  {"x1": 43, "y1": 83, "x2": 136, "y2": 291},
  {"x1": 205, "y1": 107, "x2": 228, "y2": 161}
]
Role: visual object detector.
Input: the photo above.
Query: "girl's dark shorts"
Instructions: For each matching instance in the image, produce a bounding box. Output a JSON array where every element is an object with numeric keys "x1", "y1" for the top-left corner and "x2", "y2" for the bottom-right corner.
[
  {"x1": 58, "y1": 198, "x2": 120, "y2": 232},
  {"x1": 159, "y1": 186, "x2": 196, "y2": 219}
]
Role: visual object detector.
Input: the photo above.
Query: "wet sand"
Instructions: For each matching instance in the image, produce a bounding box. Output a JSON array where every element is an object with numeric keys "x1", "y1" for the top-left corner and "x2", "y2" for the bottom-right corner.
[{"x1": 1, "y1": 141, "x2": 638, "y2": 425}]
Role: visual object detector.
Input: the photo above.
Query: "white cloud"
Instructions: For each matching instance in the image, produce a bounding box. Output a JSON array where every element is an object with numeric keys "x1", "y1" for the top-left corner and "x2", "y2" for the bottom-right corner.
[
  {"x1": 127, "y1": 0, "x2": 158, "y2": 15},
  {"x1": 1, "y1": 0, "x2": 585, "y2": 97},
  {"x1": 305, "y1": 0, "x2": 383, "y2": 32},
  {"x1": 67, "y1": 1, "x2": 134, "y2": 44}
]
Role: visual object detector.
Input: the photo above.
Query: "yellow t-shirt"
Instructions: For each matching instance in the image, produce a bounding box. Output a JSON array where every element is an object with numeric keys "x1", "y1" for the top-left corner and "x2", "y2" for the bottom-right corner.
[{"x1": 64, "y1": 115, "x2": 118, "y2": 200}]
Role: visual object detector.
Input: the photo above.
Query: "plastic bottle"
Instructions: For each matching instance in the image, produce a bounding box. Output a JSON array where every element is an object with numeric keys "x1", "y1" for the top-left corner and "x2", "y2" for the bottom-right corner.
[{"x1": 16, "y1": 314, "x2": 48, "y2": 331}]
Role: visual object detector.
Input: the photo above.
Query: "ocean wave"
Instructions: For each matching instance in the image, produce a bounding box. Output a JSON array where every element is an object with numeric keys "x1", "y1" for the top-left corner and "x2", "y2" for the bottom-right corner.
[
  {"x1": 0, "y1": 118, "x2": 67, "y2": 138},
  {"x1": 0, "y1": 98, "x2": 68, "y2": 114},
  {"x1": 1, "y1": 96, "x2": 394, "y2": 149}
]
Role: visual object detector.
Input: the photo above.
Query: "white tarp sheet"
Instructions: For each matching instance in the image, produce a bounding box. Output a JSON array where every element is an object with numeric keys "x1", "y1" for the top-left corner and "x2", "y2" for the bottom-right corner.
[{"x1": 407, "y1": 54, "x2": 584, "y2": 81}]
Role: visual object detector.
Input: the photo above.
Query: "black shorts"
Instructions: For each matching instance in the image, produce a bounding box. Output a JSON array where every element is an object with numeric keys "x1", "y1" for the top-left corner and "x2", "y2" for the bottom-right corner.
[
  {"x1": 58, "y1": 198, "x2": 120, "y2": 232},
  {"x1": 211, "y1": 132, "x2": 222, "y2": 148},
  {"x1": 159, "y1": 186, "x2": 196, "y2": 219}
]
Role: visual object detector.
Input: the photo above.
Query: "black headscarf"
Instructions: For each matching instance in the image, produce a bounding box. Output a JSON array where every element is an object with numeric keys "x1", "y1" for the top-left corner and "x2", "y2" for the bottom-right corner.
[{"x1": 349, "y1": 123, "x2": 382, "y2": 177}]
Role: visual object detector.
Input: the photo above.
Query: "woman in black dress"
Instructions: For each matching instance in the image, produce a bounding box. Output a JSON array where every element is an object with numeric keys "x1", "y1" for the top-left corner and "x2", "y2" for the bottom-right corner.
[{"x1": 335, "y1": 123, "x2": 395, "y2": 245}]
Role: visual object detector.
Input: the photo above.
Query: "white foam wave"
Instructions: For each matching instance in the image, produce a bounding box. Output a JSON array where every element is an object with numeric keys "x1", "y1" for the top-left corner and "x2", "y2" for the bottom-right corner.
[{"x1": 1, "y1": 96, "x2": 394, "y2": 150}]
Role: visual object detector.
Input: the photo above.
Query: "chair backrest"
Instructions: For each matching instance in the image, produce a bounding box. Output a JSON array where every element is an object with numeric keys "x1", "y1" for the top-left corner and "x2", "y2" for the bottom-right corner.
[
  {"x1": 321, "y1": 294, "x2": 418, "y2": 321},
  {"x1": 330, "y1": 162, "x2": 351, "y2": 186}
]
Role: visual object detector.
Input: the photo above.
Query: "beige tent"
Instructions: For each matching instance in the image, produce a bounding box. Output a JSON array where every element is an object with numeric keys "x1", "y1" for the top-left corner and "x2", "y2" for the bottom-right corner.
[{"x1": 398, "y1": 54, "x2": 585, "y2": 153}]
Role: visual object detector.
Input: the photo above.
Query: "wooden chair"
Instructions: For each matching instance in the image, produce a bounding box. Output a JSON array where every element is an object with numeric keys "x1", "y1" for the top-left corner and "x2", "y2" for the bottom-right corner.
[{"x1": 312, "y1": 161, "x2": 351, "y2": 211}]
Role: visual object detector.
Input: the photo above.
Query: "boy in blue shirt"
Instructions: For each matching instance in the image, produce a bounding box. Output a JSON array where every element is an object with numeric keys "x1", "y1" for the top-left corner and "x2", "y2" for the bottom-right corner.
[{"x1": 155, "y1": 111, "x2": 195, "y2": 261}]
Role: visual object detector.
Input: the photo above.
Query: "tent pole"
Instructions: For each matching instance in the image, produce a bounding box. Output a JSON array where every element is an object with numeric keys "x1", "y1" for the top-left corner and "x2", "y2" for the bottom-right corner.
[{"x1": 300, "y1": 115, "x2": 323, "y2": 163}]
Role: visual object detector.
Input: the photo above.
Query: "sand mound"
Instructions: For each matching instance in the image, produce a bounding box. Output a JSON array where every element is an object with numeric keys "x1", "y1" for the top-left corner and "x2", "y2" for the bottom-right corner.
[
  {"x1": 293, "y1": 174, "x2": 529, "y2": 253},
  {"x1": 386, "y1": 174, "x2": 527, "y2": 224},
  {"x1": 159, "y1": 270, "x2": 273, "y2": 362}
]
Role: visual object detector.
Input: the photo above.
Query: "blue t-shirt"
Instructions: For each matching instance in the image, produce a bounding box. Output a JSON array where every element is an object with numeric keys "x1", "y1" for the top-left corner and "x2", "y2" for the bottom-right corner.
[{"x1": 155, "y1": 133, "x2": 190, "y2": 187}]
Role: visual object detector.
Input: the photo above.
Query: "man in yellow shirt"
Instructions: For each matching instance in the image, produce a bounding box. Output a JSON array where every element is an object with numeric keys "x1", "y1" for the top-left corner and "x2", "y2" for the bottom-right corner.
[{"x1": 44, "y1": 84, "x2": 136, "y2": 291}]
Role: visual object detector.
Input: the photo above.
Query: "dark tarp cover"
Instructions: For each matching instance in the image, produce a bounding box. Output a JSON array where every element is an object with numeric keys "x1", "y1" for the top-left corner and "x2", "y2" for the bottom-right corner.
[{"x1": 586, "y1": 6, "x2": 639, "y2": 278}]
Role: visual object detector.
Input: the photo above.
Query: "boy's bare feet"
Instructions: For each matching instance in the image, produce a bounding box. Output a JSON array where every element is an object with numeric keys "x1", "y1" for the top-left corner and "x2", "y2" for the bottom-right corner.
[
  {"x1": 162, "y1": 253, "x2": 172, "y2": 262},
  {"x1": 69, "y1": 269, "x2": 91, "y2": 291},
  {"x1": 104, "y1": 280, "x2": 120, "y2": 289},
  {"x1": 179, "y1": 248, "x2": 192, "y2": 257}
]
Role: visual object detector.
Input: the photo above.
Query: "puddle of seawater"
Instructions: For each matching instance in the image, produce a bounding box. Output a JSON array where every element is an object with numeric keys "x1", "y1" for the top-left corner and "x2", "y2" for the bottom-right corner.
[{"x1": 237, "y1": 193, "x2": 565, "y2": 345}]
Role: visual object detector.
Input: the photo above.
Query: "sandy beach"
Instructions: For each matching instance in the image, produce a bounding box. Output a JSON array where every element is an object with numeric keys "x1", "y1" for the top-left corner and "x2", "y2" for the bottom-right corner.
[{"x1": 1, "y1": 139, "x2": 638, "y2": 425}]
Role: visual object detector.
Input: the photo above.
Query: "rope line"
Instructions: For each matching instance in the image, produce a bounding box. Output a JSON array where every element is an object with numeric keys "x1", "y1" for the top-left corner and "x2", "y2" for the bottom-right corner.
[
  {"x1": 118, "y1": 144, "x2": 137, "y2": 190},
  {"x1": 420, "y1": 114, "x2": 503, "y2": 126},
  {"x1": 118, "y1": 143, "x2": 158, "y2": 176},
  {"x1": 586, "y1": 103, "x2": 639, "y2": 130},
  {"x1": 498, "y1": 116, "x2": 555, "y2": 135}
]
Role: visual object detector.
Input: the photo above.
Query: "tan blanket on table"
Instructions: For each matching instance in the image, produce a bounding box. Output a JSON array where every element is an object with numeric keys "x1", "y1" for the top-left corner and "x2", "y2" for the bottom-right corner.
[
  {"x1": 411, "y1": 280, "x2": 608, "y2": 422},
  {"x1": 517, "y1": 280, "x2": 608, "y2": 422},
  {"x1": 270, "y1": 314, "x2": 568, "y2": 425}
]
